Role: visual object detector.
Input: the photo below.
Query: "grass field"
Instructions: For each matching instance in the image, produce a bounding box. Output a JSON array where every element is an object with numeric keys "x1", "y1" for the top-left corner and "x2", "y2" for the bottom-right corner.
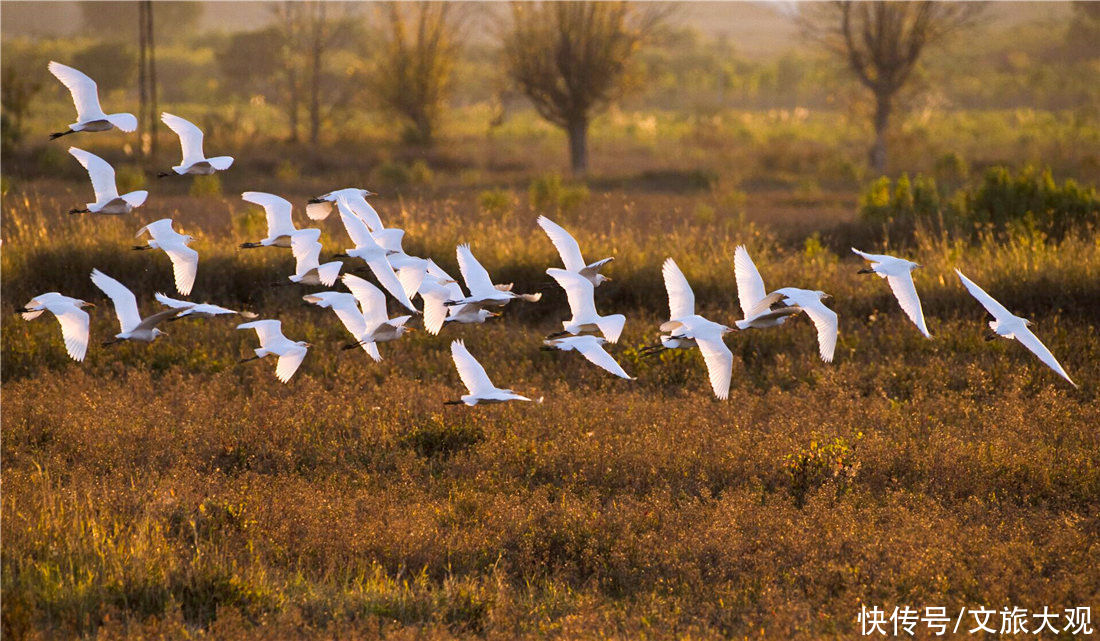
[{"x1": 3, "y1": 169, "x2": 1099, "y2": 638}]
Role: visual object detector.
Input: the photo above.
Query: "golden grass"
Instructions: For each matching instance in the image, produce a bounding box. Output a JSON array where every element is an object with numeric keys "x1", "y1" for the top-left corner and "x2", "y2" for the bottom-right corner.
[{"x1": 3, "y1": 184, "x2": 1099, "y2": 639}]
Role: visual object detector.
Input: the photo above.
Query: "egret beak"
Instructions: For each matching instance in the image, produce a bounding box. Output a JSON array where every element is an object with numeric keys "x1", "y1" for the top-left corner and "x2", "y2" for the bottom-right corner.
[
  {"x1": 857, "y1": 268, "x2": 874, "y2": 274},
  {"x1": 307, "y1": 197, "x2": 325, "y2": 204},
  {"x1": 364, "y1": 191, "x2": 378, "y2": 197}
]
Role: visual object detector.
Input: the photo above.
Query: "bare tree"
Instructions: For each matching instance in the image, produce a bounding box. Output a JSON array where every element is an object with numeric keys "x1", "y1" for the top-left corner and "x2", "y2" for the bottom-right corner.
[
  {"x1": 369, "y1": 2, "x2": 464, "y2": 145},
  {"x1": 501, "y1": 1, "x2": 665, "y2": 174},
  {"x1": 803, "y1": 1, "x2": 982, "y2": 174}
]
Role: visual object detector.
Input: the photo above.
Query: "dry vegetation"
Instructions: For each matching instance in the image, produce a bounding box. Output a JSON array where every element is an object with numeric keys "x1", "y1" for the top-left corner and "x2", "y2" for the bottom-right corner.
[{"x1": 3, "y1": 179, "x2": 1099, "y2": 639}]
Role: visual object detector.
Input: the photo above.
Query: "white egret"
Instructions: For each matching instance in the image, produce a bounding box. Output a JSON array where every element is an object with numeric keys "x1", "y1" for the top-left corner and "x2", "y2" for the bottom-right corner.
[
  {"x1": 733, "y1": 245, "x2": 803, "y2": 329},
  {"x1": 91, "y1": 269, "x2": 187, "y2": 344},
  {"x1": 239, "y1": 192, "x2": 298, "y2": 248},
  {"x1": 133, "y1": 219, "x2": 199, "y2": 296},
  {"x1": 17, "y1": 293, "x2": 94, "y2": 362},
  {"x1": 155, "y1": 293, "x2": 256, "y2": 321},
  {"x1": 237, "y1": 320, "x2": 310, "y2": 383},
  {"x1": 544, "y1": 268, "x2": 625, "y2": 343},
  {"x1": 288, "y1": 228, "x2": 342, "y2": 286},
  {"x1": 418, "y1": 260, "x2": 499, "y2": 335},
  {"x1": 47, "y1": 61, "x2": 137, "y2": 139},
  {"x1": 159, "y1": 113, "x2": 234, "y2": 176},
  {"x1": 334, "y1": 200, "x2": 419, "y2": 312},
  {"x1": 445, "y1": 340, "x2": 534, "y2": 406},
  {"x1": 445, "y1": 244, "x2": 541, "y2": 310},
  {"x1": 956, "y1": 269, "x2": 1077, "y2": 387},
  {"x1": 537, "y1": 215, "x2": 614, "y2": 286},
  {"x1": 307, "y1": 188, "x2": 383, "y2": 228},
  {"x1": 542, "y1": 335, "x2": 634, "y2": 380},
  {"x1": 67, "y1": 147, "x2": 147, "y2": 215},
  {"x1": 339, "y1": 274, "x2": 415, "y2": 359},
  {"x1": 760, "y1": 288, "x2": 839, "y2": 363},
  {"x1": 644, "y1": 258, "x2": 735, "y2": 400},
  {"x1": 853, "y1": 248, "x2": 931, "y2": 338}
]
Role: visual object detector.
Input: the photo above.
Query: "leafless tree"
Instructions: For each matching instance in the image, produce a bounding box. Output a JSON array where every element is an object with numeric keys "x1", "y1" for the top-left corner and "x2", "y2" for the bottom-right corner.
[
  {"x1": 501, "y1": 1, "x2": 666, "y2": 174},
  {"x1": 803, "y1": 1, "x2": 983, "y2": 174}
]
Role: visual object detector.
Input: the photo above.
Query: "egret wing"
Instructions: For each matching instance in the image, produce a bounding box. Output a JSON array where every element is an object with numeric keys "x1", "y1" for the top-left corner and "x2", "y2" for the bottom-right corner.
[
  {"x1": 575, "y1": 340, "x2": 633, "y2": 379},
  {"x1": 91, "y1": 269, "x2": 141, "y2": 333},
  {"x1": 161, "y1": 113, "x2": 205, "y2": 164},
  {"x1": 242, "y1": 192, "x2": 295, "y2": 236},
  {"x1": 49, "y1": 61, "x2": 104, "y2": 120},
  {"x1": 341, "y1": 192, "x2": 384, "y2": 231},
  {"x1": 450, "y1": 340, "x2": 495, "y2": 395},
  {"x1": 885, "y1": 273, "x2": 931, "y2": 338},
  {"x1": 662, "y1": 257, "x2": 695, "y2": 320},
  {"x1": 237, "y1": 319, "x2": 284, "y2": 347},
  {"x1": 956, "y1": 269, "x2": 1013, "y2": 322},
  {"x1": 1013, "y1": 326, "x2": 1077, "y2": 387},
  {"x1": 164, "y1": 244, "x2": 198, "y2": 296},
  {"x1": 695, "y1": 332, "x2": 733, "y2": 400},
  {"x1": 537, "y1": 216, "x2": 585, "y2": 272},
  {"x1": 275, "y1": 347, "x2": 308, "y2": 383},
  {"x1": 69, "y1": 147, "x2": 119, "y2": 202},
  {"x1": 456, "y1": 244, "x2": 496, "y2": 296},
  {"x1": 802, "y1": 301, "x2": 839, "y2": 362},
  {"x1": 53, "y1": 306, "x2": 90, "y2": 362},
  {"x1": 734, "y1": 245, "x2": 768, "y2": 317},
  {"x1": 342, "y1": 274, "x2": 389, "y2": 330}
]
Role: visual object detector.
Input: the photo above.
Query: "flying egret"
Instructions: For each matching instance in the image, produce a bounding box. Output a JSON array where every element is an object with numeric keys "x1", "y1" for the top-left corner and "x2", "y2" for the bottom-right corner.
[
  {"x1": 643, "y1": 258, "x2": 735, "y2": 400},
  {"x1": 67, "y1": 147, "x2": 147, "y2": 215},
  {"x1": 544, "y1": 268, "x2": 625, "y2": 343},
  {"x1": 445, "y1": 340, "x2": 534, "y2": 406},
  {"x1": 287, "y1": 228, "x2": 342, "y2": 287},
  {"x1": 541, "y1": 335, "x2": 634, "y2": 380},
  {"x1": 339, "y1": 274, "x2": 415, "y2": 359},
  {"x1": 17, "y1": 293, "x2": 94, "y2": 362},
  {"x1": 133, "y1": 219, "x2": 199, "y2": 296},
  {"x1": 159, "y1": 112, "x2": 234, "y2": 176},
  {"x1": 47, "y1": 61, "x2": 137, "y2": 139},
  {"x1": 333, "y1": 200, "x2": 418, "y2": 312},
  {"x1": 537, "y1": 215, "x2": 614, "y2": 286},
  {"x1": 732, "y1": 245, "x2": 803, "y2": 329},
  {"x1": 418, "y1": 260, "x2": 499, "y2": 335},
  {"x1": 237, "y1": 320, "x2": 310, "y2": 383},
  {"x1": 752, "y1": 287, "x2": 838, "y2": 362},
  {"x1": 91, "y1": 269, "x2": 187, "y2": 344},
  {"x1": 445, "y1": 244, "x2": 541, "y2": 310},
  {"x1": 853, "y1": 248, "x2": 931, "y2": 338},
  {"x1": 155, "y1": 293, "x2": 256, "y2": 321},
  {"x1": 239, "y1": 192, "x2": 298, "y2": 248},
  {"x1": 956, "y1": 269, "x2": 1077, "y2": 387},
  {"x1": 307, "y1": 188, "x2": 382, "y2": 228}
]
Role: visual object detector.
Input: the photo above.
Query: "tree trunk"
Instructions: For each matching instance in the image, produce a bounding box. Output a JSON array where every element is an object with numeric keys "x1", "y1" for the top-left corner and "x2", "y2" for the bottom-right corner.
[
  {"x1": 870, "y1": 90, "x2": 891, "y2": 175},
  {"x1": 567, "y1": 118, "x2": 588, "y2": 175},
  {"x1": 308, "y1": 3, "x2": 324, "y2": 145},
  {"x1": 147, "y1": 0, "x2": 157, "y2": 157}
]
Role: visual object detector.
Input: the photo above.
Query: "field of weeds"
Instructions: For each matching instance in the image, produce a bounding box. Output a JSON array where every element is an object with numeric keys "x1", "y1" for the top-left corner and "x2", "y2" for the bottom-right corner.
[{"x1": 3, "y1": 178, "x2": 1099, "y2": 639}]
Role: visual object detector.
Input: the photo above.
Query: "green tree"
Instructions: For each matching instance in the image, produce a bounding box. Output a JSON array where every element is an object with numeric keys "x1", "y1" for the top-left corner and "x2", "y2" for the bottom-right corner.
[{"x1": 501, "y1": 1, "x2": 665, "y2": 174}]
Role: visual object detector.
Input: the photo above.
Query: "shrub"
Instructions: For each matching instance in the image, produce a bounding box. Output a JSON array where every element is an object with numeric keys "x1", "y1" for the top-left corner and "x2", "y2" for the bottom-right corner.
[
  {"x1": 783, "y1": 435, "x2": 861, "y2": 508},
  {"x1": 189, "y1": 174, "x2": 222, "y2": 197},
  {"x1": 859, "y1": 173, "x2": 941, "y2": 223},
  {"x1": 959, "y1": 165, "x2": 1100, "y2": 237},
  {"x1": 375, "y1": 159, "x2": 434, "y2": 189},
  {"x1": 528, "y1": 173, "x2": 590, "y2": 215},
  {"x1": 478, "y1": 188, "x2": 515, "y2": 218}
]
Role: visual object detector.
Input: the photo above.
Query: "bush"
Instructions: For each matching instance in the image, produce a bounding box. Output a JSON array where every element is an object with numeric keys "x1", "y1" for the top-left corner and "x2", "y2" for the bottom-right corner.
[
  {"x1": 374, "y1": 159, "x2": 434, "y2": 189},
  {"x1": 190, "y1": 174, "x2": 222, "y2": 197},
  {"x1": 528, "y1": 173, "x2": 590, "y2": 215},
  {"x1": 477, "y1": 188, "x2": 515, "y2": 218},
  {"x1": 858, "y1": 173, "x2": 941, "y2": 224},
  {"x1": 783, "y1": 435, "x2": 861, "y2": 508},
  {"x1": 960, "y1": 165, "x2": 1100, "y2": 237}
]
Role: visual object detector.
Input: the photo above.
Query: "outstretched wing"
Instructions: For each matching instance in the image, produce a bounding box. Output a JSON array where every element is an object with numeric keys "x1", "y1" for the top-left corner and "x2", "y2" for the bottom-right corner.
[
  {"x1": 237, "y1": 319, "x2": 284, "y2": 347},
  {"x1": 450, "y1": 339, "x2": 495, "y2": 395},
  {"x1": 734, "y1": 245, "x2": 767, "y2": 317},
  {"x1": 275, "y1": 347, "x2": 308, "y2": 383},
  {"x1": 956, "y1": 269, "x2": 1013, "y2": 322},
  {"x1": 90, "y1": 269, "x2": 141, "y2": 333},
  {"x1": 304, "y1": 292, "x2": 367, "y2": 338},
  {"x1": 340, "y1": 191, "x2": 385, "y2": 231},
  {"x1": 337, "y1": 200, "x2": 378, "y2": 249},
  {"x1": 49, "y1": 61, "x2": 104, "y2": 120},
  {"x1": 575, "y1": 339, "x2": 633, "y2": 380},
  {"x1": 52, "y1": 305, "x2": 90, "y2": 362},
  {"x1": 537, "y1": 215, "x2": 585, "y2": 272},
  {"x1": 419, "y1": 281, "x2": 452, "y2": 335},
  {"x1": 290, "y1": 228, "x2": 323, "y2": 274},
  {"x1": 342, "y1": 274, "x2": 389, "y2": 330},
  {"x1": 242, "y1": 192, "x2": 295, "y2": 237},
  {"x1": 662, "y1": 257, "x2": 695, "y2": 320},
  {"x1": 135, "y1": 218, "x2": 178, "y2": 241},
  {"x1": 456, "y1": 244, "x2": 496, "y2": 296},
  {"x1": 695, "y1": 332, "x2": 733, "y2": 400},
  {"x1": 68, "y1": 147, "x2": 119, "y2": 202},
  {"x1": 161, "y1": 113, "x2": 205, "y2": 164},
  {"x1": 885, "y1": 273, "x2": 931, "y2": 338},
  {"x1": 546, "y1": 268, "x2": 598, "y2": 320},
  {"x1": 1014, "y1": 327, "x2": 1077, "y2": 388},
  {"x1": 851, "y1": 247, "x2": 893, "y2": 264},
  {"x1": 802, "y1": 301, "x2": 839, "y2": 363},
  {"x1": 164, "y1": 244, "x2": 199, "y2": 296}
]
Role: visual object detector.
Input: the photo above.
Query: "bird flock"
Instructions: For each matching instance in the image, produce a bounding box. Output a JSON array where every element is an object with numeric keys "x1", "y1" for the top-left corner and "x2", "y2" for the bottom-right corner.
[{"x1": 19, "y1": 61, "x2": 1079, "y2": 404}]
